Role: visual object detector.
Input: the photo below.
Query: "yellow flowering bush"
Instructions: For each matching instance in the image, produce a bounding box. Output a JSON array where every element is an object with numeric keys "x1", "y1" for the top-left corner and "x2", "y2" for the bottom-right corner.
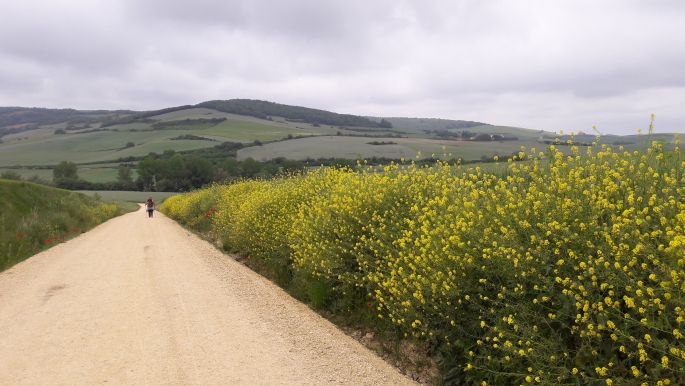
[
  {"x1": 161, "y1": 140, "x2": 684, "y2": 384},
  {"x1": 162, "y1": 183, "x2": 224, "y2": 230}
]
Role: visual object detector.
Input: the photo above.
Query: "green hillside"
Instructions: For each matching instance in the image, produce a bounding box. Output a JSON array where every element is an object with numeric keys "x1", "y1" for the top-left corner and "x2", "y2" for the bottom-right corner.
[
  {"x1": 0, "y1": 179, "x2": 126, "y2": 270},
  {"x1": 376, "y1": 117, "x2": 487, "y2": 131},
  {"x1": 237, "y1": 136, "x2": 542, "y2": 162},
  {"x1": 197, "y1": 99, "x2": 384, "y2": 127},
  {"x1": 0, "y1": 107, "x2": 134, "y2": 136},
  {"x1": 0, "y1": 99, "x2": 675, "y2": 186}
]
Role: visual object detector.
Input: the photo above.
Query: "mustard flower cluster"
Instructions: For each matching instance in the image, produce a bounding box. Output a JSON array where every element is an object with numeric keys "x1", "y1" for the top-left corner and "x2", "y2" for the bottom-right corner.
[{"x1": 161, "y1": 140, "x2": 684, "y2": 384}]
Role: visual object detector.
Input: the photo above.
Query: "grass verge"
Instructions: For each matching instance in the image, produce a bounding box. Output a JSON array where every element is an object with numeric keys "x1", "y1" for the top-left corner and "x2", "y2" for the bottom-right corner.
[{"x1": 1, "y1": 180, "x2": 130, "y2": 271}]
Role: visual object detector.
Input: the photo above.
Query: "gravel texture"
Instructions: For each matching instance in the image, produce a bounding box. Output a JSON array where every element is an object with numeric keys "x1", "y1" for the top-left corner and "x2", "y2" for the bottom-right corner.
[{"x1": 0, "y1": 206, "x2": 415, "y2": 385}]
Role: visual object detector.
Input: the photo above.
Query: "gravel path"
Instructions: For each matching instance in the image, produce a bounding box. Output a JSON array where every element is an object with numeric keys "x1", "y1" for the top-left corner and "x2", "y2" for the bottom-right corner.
[{"x1": 0, "y1": 206, "x2": 414, "y2": 385}]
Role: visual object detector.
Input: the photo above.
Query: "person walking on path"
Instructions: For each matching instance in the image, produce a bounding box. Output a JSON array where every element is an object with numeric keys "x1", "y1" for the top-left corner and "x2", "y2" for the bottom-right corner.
[{"x1": 146, "y1": 197, "x2": 155, "y2": 218}]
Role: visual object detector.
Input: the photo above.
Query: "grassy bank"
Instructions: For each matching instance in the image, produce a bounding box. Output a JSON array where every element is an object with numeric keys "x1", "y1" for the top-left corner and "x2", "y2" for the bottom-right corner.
[
  {"x1": 0, "y1": 180, "x2": 127, "y2": 271},
  {"x1": 161, "y1": 141, "x2": 684, "y2": 385}
]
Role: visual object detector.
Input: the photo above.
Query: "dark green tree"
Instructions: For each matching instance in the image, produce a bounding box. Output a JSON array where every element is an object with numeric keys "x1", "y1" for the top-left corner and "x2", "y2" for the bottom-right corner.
[
  {"x1": 241, "y1": 158, "x2": 261, "y2": 177},
  {"x1": 53, "y1": 161, "x2": 78, "y2": 182},
  {"x1": 136, "y1": 158, "x2": 160, "y2": 191},
  {"x1": 379, "y1": 119, "x2": 393, "y2": 128},
  {"x1": 117, "y1": 165, "x2": 134, "y2": 189}
]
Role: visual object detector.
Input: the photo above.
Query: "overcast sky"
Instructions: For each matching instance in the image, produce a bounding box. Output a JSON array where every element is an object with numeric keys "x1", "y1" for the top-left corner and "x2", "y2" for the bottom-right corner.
[{"x1": 0, "y1": 0, "x2": 683, "y2": 134}]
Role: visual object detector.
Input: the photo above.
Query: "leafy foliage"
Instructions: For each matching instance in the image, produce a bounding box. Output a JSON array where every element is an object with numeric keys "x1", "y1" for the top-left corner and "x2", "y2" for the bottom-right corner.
[
  {"x1": 53, "y1": 161, "x2": 78, "y2": 182},
  {"x1": 151, "y1": 117, "x2": 226, "y2": 130}
]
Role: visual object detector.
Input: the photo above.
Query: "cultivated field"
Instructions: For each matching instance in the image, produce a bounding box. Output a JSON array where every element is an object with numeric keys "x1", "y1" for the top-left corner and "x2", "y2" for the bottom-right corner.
[
  {"x1": 76, "y1": 190, "x2": 177, "y2": 203},
  {"x1": 237, "y1": 136, "x2": 545, "y2": 161},
  {"x1": 2, "y1": 101, "x2": 675, "y2": 185},
  {"x1": 0, "y1": 102, "x2": 555, "y2": 174},
  {"x1": 238, "y1": 136, "x2": 418, "y2": 160},
  {"x1": 1, "y1": 166, "x2": 123, "y2": 182}
]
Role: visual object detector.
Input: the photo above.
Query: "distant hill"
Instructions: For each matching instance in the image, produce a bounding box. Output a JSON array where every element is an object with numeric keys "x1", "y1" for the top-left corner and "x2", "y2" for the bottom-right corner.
[
  {"x1": 3, "y1": 99, "x2": 673, "y2": 183},
  {"x1": 197, "y1": 99, "x2": 383, "y2": 127},
  {"x1": 0, "y1": 107, "x2": 134, "y2": 136},
  {"x1": 0, "y1": 99, "x2": 390, "y2": 137},
  {"x1": 372, "y1": 117, "x2": 488, "y2": 131},
  {"x1": 0, "y1": 99, "x2": 546, "y2": 140}
]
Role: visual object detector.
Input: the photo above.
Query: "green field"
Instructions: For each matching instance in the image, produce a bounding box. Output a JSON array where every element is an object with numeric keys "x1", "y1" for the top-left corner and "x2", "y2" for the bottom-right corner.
[
  {"x1": 0, "y1": 130, "x2": 216, "y2": 166},
  {"x1": 237, "y1": 136, "x2": 541, "y2": 161},
  {"x1": 0, "y1": 114, "x2": 329, "y2": 167},
  {"x1": 452, "y1": 124, "x2": 545, "y2": 139},
  {"x1": 1, "y1": 166, "x2": 125, "y2": 183},
  {"x1": 237, "y1": 136, "x2": 413, "y2": 160},
  {"x1": 195, "y1": 119, "x2": 316, "y2": 142},
  {"x1": 399, "y1": 138, "x2": 541, "y2": 160},
  {"x1": 76, "y1": 190, "x2": 177, "y2": 203},
  {"x1": 2, "y1": 101, "x2": 672, "y2": 184}
]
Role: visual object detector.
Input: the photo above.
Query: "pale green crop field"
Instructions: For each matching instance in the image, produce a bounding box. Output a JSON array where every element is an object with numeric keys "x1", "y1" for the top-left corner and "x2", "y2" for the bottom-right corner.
[
  {"x1": 0, "y1": 130, "x2": 217, "y2": 166},
  {"x1": 0, "y1": 113, "x2": 323, "y2": 166},
  {"x1": 454, "y1": 125, "x2": 545, "y2": 139},
  {"x1": 237, "y1": 136, "x2": 419, "y2": 161},
  {"x1": 150, "y1": 107, "x2": 231, "y2": 121},
  {"x1": 0, "y1": 166, "x2": 126, "y2": 183},
  {"x1": 195, "y1": 119, "x2": 317, "y2": 142},
  {"x1": 76, "y1": 190, "x2": 177, "y2": 203},
  {"x1": 3, "y1": 127, "x2": 56, "y2": 141},
  {"x1": 108, "y1": 122, "x2": 152, "y2": 131},
  {"x1": 237, "y1": 136, "x2": 543, "y2": 161},
  {"x1": 400, "y1": 138, "x2": 542, "y2": 160}
]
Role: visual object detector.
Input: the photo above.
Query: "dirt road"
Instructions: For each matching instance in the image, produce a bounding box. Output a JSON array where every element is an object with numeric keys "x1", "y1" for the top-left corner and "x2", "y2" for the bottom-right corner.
[{"x1": 0, "y1": 207, "x2": 414, "y2": 385}]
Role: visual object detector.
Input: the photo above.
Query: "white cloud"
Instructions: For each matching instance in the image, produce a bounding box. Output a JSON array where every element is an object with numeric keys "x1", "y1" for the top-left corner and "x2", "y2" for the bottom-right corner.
[{"x1": 0, "y1": 0, "x2": 683, "y2": 133}]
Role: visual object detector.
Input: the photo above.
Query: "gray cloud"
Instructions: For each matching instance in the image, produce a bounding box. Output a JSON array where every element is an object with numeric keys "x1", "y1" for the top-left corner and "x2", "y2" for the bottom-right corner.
[{"x1": 0, "y1": 0, "x2": 683, "y2": 134}]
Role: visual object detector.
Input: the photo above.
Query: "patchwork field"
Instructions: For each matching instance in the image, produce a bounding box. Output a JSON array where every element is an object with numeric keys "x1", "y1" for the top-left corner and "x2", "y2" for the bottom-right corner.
[
  {"x1": 237, "y1": 136, "x2": 543, "y2": 161},
  {"x1": 1, "y1": 100, "x2": 675, "y2": 184},
  {"x1": 0, "y1": 131, "x2": 215, "y2": 166}
]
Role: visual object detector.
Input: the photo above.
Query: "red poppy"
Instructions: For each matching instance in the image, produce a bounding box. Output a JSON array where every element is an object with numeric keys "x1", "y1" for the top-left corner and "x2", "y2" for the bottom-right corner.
[{"x1": 15, "y1": 232, "x2": 24, "y2": 238}]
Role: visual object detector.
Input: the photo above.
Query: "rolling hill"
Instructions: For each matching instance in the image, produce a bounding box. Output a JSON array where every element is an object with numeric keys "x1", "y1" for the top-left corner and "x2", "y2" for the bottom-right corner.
[{"x1": 0, "y1": 99, "x2": 674, "y2": 183}]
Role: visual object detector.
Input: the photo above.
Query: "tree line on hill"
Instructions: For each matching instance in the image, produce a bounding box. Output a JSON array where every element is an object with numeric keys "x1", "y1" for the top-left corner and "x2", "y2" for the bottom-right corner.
[
  {"x1": 427, "y1": 129, "x2": 519, "y2": 141},
  {"x1": 99, "y1": 105, "x2": 193, "y2": 127},
  {"x1": 39, "y1": 153, "x2": 309, "y2": 192},
  {"x1": 0, "y1": 107, "x2": 135, "y2": 137},
  {"x1": 197, "y1": 99, "x2": 391, "y2": 128},
  {"x1": 0, "y1": 149, "x2": 522, "y2": 193},
  {"x1": 1, "y1": 99, "x2": 399, "y2": 140}
]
